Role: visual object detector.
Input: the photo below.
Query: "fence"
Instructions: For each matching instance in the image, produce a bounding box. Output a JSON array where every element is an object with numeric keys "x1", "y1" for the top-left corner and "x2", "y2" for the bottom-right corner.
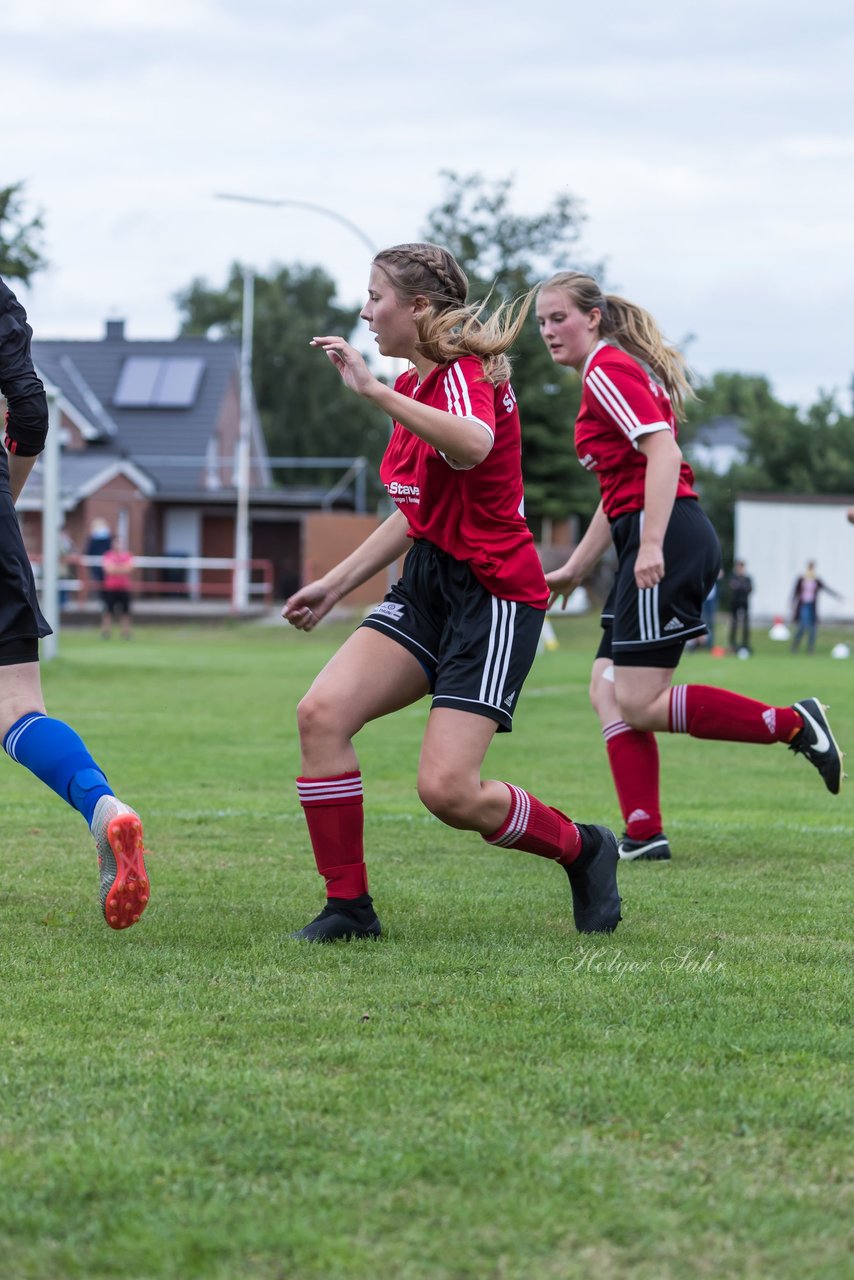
[{"x1": 33, "y1": 554, "x2": 275, "y2": 609}]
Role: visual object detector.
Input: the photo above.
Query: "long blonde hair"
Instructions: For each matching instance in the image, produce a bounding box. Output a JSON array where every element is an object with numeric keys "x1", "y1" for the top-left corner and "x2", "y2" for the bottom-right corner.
[
  {"x1": 540, "y1": 271, "x2": 694, "y2": 415},
  {"x1": 373, "y1": 242, "x2": 532, "y2": 385}
]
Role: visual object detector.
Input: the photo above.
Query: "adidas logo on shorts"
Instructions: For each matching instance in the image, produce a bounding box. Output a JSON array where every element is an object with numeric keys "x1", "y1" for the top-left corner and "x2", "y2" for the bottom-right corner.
[{"x1": 663, "y1": 617, "x2": 684, "y2": 632}]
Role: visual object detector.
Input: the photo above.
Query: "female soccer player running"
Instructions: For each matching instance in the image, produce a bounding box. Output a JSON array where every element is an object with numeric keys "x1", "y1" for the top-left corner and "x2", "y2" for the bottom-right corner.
[
  {"x1": 535, "y1": 271, "x2": 844, "y2": 859},
  {"x1": 283, "y1": 243, "x2": 620, "y2": 941}
]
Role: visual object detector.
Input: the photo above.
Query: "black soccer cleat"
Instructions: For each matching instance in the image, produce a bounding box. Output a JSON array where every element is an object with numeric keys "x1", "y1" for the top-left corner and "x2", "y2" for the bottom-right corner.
[
  {"x1": 291, "y1": 896, "x2": 382, "y2": 943},
  {"x1": 618, "y1": 831, "x2": 672, "y2": 862},
  {"x1": 789, "y1": 698, "x2": 845, "y2": 795},
  {"x1": 564, "y1": 825, "x2": 622, "y2": 934}
]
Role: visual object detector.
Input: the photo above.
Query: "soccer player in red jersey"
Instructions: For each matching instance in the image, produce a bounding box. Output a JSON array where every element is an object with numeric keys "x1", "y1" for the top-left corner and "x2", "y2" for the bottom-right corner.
[
  {"x1": 536, "y1": 271, "x2": 844, "y2": 862},
  {"x1": 283, "y1": 243, "x2": 620, "y2": 941}
]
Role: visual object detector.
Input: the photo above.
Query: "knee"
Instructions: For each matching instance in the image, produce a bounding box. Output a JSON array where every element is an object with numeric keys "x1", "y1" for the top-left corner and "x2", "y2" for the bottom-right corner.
[
  {"x1": 296, "y1": 687, "x2": 344, "y2": 747},
  {"x1": 417, "y1": 770, "x2": 476, "y2": 829},
  {"x1": 616, "y1": 691, "x2": 657, "y2": 733}
]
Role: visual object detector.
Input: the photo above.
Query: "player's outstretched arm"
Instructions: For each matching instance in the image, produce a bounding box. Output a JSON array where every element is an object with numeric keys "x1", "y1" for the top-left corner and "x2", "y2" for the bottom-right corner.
[
  {"x1": 310, "y1": 335, "x2": 491, "y2": 469},
  {"x1": 545, "y1": 501, "x2": 612, "y2": 609},
  {"x1": 283, "y1": 508, "x2": 411, "y2": 631}
]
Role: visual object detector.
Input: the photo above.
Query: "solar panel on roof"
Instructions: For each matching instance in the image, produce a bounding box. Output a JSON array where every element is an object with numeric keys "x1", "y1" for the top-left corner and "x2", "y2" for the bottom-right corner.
[
  {"x1": 155, "y1": 357, "x2": 205, "y2": 406},
  {"x1": 113, "y1": 357, "x2": 205, "y2": 408}
]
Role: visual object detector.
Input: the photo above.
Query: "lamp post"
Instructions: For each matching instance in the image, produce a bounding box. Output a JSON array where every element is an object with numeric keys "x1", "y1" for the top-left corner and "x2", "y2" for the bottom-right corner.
[
  {"x1": 215, "y1": 192, "x2": 378, "y2": 254},
  {"x1": 232, "y1": 265, "x2": 254, "y2": 611},
  {"x1": 215, "y1": 194, "x2": 381, "y2": 612},
  {"x1": 215, "y1": 193, "x2": 391, "y2": 609}
]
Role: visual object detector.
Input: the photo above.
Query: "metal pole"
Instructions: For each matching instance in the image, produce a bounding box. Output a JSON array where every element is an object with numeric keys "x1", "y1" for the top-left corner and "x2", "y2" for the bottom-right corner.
[
  {"x1": 215, "y1": 193, "x2": 378, "y2": 254},
  {"x1": 232, "y1": 266, "x2": 254, "y2": 611}
]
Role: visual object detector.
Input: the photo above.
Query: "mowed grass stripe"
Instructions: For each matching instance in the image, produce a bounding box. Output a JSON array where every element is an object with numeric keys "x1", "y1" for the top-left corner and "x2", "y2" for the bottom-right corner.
[{"x1": 0, "y1": 618, "x2": 850, "y2": 1279}]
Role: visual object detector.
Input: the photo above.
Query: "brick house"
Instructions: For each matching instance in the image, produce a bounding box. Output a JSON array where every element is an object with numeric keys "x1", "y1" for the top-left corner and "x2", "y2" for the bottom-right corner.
[{"x1": 11, "y1": 319, "x2": 390, "y2": 606}]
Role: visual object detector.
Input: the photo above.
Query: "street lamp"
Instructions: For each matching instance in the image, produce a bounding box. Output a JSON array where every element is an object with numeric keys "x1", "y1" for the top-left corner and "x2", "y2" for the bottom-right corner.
[
  {"x1": 215, "y1": 192, "x2": 378, "y2": 254},
  {"x1": 232, "y1": 265, "x2": 254, "y2": 611},
  {"x1": 214, "y1": 193, "x2": 381, "y2": 612}
]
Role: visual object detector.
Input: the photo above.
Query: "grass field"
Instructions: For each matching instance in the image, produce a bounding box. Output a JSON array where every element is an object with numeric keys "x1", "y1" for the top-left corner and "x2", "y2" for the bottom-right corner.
[{"x1": 1, "y1": 615, "x2": 851, "y2": 1280}]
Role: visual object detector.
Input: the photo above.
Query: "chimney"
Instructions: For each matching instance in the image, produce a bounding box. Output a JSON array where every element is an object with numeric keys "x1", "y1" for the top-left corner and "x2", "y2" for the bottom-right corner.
[{"x1": 104, "y1": 319, "x2": 125, "y2": 341}]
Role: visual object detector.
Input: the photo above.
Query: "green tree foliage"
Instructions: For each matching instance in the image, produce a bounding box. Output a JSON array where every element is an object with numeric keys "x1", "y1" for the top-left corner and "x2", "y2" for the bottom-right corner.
[
  {"x1": 683, "y1": 371, "x2": 854, "y2": 571},
  {"x1": 174, "y1": 262, "x2": 389, "y2": 486},
  {"x1": 423, "y1": 172, "x2": 602, "y2": 530},
  {"x1": 0, "y1": 182, "x2": 48, "y2": 282}
]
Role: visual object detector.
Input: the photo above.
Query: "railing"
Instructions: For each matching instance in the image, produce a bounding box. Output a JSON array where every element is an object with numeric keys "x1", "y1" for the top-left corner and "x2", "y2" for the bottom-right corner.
[{"x1": 32, "y1": 554, "x2": 275, "y2": 608}]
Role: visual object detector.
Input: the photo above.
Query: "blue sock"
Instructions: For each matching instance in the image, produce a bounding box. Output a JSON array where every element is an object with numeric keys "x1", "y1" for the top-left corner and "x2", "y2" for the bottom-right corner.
[{"x1": 3, "y1": 712, "x2": 114, "y2": 826}]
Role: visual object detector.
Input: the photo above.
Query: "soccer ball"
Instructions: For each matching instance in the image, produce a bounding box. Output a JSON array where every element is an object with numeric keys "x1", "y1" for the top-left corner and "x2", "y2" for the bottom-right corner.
[{"x1": 830, "y1": 643, "x2": 851, "y2": 660}]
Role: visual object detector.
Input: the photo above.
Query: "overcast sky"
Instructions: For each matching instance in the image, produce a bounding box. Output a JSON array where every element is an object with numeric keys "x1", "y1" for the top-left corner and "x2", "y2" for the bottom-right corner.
[{"x1": 6, "y1": 0, "x2": 854, "y2": 409}]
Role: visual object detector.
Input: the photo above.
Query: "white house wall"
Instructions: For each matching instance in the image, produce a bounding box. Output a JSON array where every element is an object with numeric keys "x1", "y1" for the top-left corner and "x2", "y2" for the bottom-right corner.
[{"x1": 734, "y1": 499, "x2": 854, "y2": 622}]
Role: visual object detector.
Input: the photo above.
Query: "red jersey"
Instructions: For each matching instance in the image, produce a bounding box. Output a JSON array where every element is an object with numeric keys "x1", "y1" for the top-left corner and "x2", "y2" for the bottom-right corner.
[
  {"x1": 380, "y1": 355, "x2": 548, "y2": 606},
  {"x1": 575, "y1": 342, "x2": 697, "y2": 520},
  {"x1": 102, "y1": 550, "x2": 134, "y2": 591}
]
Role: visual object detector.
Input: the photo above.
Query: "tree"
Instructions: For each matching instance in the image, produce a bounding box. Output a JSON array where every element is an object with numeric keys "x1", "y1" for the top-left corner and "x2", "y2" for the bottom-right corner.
[
  {"x1": 423, "y1": 172, "x2": 603, "y2": 530},
  {"x1": 682, "y1": 372, "x2": 854, "y2": 570},
  {"x1": 0, "y1": 182, "x2": 48, "y2": 282},
  {"x1": 174, "y1": 262, "x2": 389, "y2": 486}
]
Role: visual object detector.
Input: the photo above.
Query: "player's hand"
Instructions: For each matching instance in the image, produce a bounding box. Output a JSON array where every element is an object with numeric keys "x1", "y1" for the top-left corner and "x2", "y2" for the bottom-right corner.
[
  {"x1": 545, "y1": 564, "x2": 583, "y2": 610},
  {"x1": 310, "y1": 336, "x2": 375, "y2": 396},
  {"x1": 282, "y1": 580, "x2": 341, "y2": 631},
  {"x1": 634, "y1": 543, "x2": 665, "y2": 589}
]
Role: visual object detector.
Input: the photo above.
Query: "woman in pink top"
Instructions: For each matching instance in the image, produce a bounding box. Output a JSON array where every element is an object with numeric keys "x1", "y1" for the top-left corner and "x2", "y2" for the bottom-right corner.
[{"x1": 101, "y1": 538, "x2": 135, "y2": 639}]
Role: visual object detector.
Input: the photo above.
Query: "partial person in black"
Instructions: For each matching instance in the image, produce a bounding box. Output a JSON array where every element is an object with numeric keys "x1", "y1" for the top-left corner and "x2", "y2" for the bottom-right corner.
[
  {"x1": 0, "y1": 276, "x2": 150, "y2": 928},
  {"x1": 728, "y1": 560, "x2": 753, "y2": 653}
]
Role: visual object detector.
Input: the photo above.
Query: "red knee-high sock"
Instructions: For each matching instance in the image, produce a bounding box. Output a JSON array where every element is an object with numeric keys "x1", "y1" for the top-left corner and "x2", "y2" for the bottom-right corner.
[
  {"x1": 669, "y1": 685, "x2": 801, "y2": 744},
  {"x1": 602, "y1": 720, "x2": 662, "y2": 839},
  {"x1": 483, "y1": 784, "x2": 582, "y2": 865},
  {"x1": 296, "y1": 771, "x2": 368, "y2": 899}
]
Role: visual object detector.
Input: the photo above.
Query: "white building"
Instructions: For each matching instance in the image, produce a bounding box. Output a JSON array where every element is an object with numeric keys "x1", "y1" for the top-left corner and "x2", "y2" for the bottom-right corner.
[{"x1": 734, "y1": 495, "x2": 854, "y2": 621}]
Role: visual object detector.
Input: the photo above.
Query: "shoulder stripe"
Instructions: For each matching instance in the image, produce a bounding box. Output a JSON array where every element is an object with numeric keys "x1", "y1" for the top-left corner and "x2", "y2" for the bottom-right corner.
[
  {"x1": 587, "y1": 367, "x2": 643, "y2": 439},
  {"x1": 444, "y1": 361, "x2": 474, "y2": 417}
]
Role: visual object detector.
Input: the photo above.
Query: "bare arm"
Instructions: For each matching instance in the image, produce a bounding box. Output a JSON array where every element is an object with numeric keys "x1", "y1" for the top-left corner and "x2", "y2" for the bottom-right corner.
[
  {"x1": 283, "y1": 508, "x2": 411, "y2": 630},
  {"x1": 635, "y1": 431, "x2": 683, "y2": 589},
  {"x1": 311, "y1": 336, "x2": 492, "y2": 469},
  {"x1": 544, "y1": 500, "x2": 613, "y2": 608},
  {"x1": 8, "y1": 452, "x2": 38, "y2": 504}
]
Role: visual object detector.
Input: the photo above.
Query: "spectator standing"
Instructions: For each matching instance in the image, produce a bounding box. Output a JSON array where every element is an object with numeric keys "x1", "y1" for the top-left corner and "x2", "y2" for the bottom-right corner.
[
  {"x1": 86, "y1": 517, "x2": 112, "y2": 586},
  {"x1": 728, "y1": 560, "x2": 753, "y2": 653},
  {"x1": 101, "y1": 538, "x2": 135, "y2": 639},
  {"x1": 791, "y1": 562, "x2": 841, "y2": 654}
]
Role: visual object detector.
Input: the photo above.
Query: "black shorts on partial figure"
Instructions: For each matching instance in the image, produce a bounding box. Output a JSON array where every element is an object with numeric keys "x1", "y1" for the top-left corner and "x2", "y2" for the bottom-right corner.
[
  {"x1": 596, "y1": 498, "x2": 722, "y2": 670},
  {"x1": 0, "y1": 456, "x2": 51, "y2": 665},
  {"x1": 102, "y1": 589, "x2": 131, "y2": 617},
  {"x1": 359, "y1": 538, "x2": 545, "y2": 732}
]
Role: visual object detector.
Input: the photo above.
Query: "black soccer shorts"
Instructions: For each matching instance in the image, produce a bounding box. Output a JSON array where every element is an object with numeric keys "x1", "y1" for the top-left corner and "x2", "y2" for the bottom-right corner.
[
  {"x1": 0, "y1": 469, "x2": 51, "y2": 664},
  {"x1": 597, "y1": 499, "x2": 722, "y2": 669},
  {"x1": 359, "y1": 538, "x2": 545, "y2": 732}
]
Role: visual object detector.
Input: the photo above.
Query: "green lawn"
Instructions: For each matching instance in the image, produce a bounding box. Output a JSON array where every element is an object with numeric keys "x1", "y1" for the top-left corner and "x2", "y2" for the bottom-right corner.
[{"x1": 1, "y1": 616, "x2": 851, "y2": 1280}]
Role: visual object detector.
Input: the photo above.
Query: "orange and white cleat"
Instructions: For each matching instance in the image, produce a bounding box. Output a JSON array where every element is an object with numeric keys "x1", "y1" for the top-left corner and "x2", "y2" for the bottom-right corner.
[{"x1": 91, "y1": 796, "x2": 150, "y2": 929}]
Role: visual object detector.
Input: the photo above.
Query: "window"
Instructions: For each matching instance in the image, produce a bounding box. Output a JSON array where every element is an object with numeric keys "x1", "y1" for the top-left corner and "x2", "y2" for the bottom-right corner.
[{"x1": 114, "y1": 357, "x2": 205, "y2": 408}]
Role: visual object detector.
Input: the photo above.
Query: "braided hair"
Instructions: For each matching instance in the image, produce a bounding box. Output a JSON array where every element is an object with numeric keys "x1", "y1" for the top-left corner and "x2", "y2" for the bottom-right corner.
[
  {"x1": 373, "y1": 243, "x2": 532, "y2": 385},
  {"x1": 539, "y1": 271, "x2": 694, "y2": 416}
]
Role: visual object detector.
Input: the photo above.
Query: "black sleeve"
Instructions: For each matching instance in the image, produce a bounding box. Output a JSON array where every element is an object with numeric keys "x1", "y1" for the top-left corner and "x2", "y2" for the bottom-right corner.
[{"x1": 0, "y1": 276, "x2": 49, "y2": 457}]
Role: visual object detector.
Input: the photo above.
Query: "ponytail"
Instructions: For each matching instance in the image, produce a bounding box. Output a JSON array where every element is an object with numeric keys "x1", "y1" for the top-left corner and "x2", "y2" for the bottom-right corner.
[{"x1": 540, "y1": 272, "x2": 694, "y2": 415}]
